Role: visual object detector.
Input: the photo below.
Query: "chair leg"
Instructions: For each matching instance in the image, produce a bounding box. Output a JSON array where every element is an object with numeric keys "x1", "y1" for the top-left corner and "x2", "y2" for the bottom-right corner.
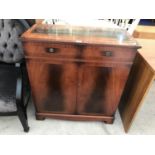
[
  {"x1": 16, "y1": 66, "x2": 30, "y2": 132},
  {"x1": 24, "y1": 109, "x2": 28, "y2": 120},
  {"x1": 17, "y1": 106, "x2": 29, "y2": 132},
  {"x1": 24, "y1": 93, "x2": 31, "y2": 120},
  {"x1": 20, "y1": 104, "x2": 28, "y2": 120}
]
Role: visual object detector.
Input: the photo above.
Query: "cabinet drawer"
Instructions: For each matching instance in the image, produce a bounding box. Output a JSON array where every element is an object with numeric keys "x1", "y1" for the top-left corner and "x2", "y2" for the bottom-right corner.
[
  {"x1": 23, "y1": 42, "x2": 79, "y2": 59},
  {"x1": 82, "y1": 46, "x2": 136, "y2": 62}
]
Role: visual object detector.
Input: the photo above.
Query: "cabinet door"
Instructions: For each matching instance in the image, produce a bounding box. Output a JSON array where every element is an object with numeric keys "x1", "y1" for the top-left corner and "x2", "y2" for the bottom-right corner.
[
  {"x1": 77, "y1": 64, "x2": 130, "y2": 116},
  {"x1": 27, "y1": 60, "x2": 78, "y2": 114}
]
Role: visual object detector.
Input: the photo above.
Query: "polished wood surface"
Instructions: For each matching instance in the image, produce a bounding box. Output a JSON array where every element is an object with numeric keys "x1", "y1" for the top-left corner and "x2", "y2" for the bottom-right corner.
[
  {"x1": 22, "y1": 24, "x2": 140, "y2": 47},
  {"x1": 23, "y1": 42, "x2": 79, "y2": 59},
  {"x1": 119, "y1": 38, "x2": 155, "y2": 132},
  {"x1": 22, "y1": 23, "x2": 139, "y2": 124},
  {"x1": 36, "y1": 112, "x2": 113, "y2": 123},
  {"x1": 77, "y1": 64, "x2": 130, "y2": 116},
  {"x1": 82, "y1": 45, "x2": 137, "y2": 63},
  {"x1": 119, "y1": 53, "x2": 154, "y2": 132},
  {"x1": 26, "y1": 60, "x2": 78, "y2": 114}
]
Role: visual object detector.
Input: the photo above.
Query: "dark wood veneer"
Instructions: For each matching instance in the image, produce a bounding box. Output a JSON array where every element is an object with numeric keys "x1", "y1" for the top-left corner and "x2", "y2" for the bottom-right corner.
[{"x1": 22, "y1": 24, "x2": 140, "y2": 124}]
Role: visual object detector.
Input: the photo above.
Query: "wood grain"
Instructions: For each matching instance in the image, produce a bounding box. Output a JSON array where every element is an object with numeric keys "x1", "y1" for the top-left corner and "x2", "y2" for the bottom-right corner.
[
  {"x1": 118, "y1": 38, "x2": 155, "y2": 132},
  {"x1": 36, "y1": 112, "x2": 114, "y2": 123},
  {"x1": 22, "y1": 24, "x2": 140, "y2": 47},
  {"x1": 22, "y1": 23, "x2": 139, "y2": 124},
  {"x1": 119, "y1": 53, "x2": 154, "y2": 132},
  {"x1": 23, "y1": 42, "x2": 79, "y2": 59},
  {"x1": 77, "y1": 64, "x2": 131, "y2": 116},
  {"x1": 82, "y1": 45, "x2": 137, "y2": 63},
  {"x1": 26, "y1": 60, "x2": 78, "y2": 114}
]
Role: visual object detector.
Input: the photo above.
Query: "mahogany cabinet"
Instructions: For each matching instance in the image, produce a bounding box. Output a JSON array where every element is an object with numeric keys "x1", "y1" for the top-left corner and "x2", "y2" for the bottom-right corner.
[{"x1": 21, "y1": 24, "x2": 140, "y2": 123}]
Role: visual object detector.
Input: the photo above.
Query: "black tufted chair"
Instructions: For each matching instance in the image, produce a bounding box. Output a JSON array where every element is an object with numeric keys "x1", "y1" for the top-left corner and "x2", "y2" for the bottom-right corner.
[{"x1": 0, "y1": 19, "x2": 30, "y2": 132}]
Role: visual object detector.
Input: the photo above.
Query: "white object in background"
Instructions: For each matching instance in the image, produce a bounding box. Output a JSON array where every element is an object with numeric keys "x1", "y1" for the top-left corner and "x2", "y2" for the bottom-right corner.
[
  {"x1": 127, "y1": 19, "x2": 140, "y2": 35},
  {"x1": 55, "y1": 19, "x2": 120, "y2": 29},
  {"x1": 42, "y1": 19, "x2": 59, "y2": 25},
  {"x1": 104, "y1": 19, "x2": 140, "y2": 35},
  {"x1": 42, "y1": 19, "x2": 140, "y2": 35}
]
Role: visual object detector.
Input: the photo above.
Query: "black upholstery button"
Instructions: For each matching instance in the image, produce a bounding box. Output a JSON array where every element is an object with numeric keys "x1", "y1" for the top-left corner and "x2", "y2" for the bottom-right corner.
[
  {"x1": 3, "y1": 43, "x2": 7, "y2": 48},
  {"x1": 13, "y1": 44, "x2": 18, "y2": 49},
  {"x1": 9, "y1": 53, "x2": 13, "y2": 57},
  {"x1": 0, "y1": 53, "x2": 3, "y2": 57},
  {"x1": 8, "y1": 33, "x2": 11, "y2": 38},
  {"x1": 12, "y1": 23, "x2": 15, "y2": 29}
]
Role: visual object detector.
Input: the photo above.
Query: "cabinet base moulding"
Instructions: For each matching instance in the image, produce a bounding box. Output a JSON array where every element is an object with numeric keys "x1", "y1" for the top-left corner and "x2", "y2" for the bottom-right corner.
[{"x1": 36, "y1": 113, "x2": 114, "y2": 124}]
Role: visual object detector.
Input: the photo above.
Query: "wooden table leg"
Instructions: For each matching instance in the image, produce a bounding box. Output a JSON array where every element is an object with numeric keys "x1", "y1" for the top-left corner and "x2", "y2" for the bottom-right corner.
[{"x1": 119, "y1": 53, "x2": 154, "y2": 133}]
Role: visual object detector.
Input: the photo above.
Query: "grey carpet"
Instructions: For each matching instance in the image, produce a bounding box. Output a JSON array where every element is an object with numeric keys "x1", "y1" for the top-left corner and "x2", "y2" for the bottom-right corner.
[{"x1": 0, "y1": 82, "x2": 155, "y2": 135}]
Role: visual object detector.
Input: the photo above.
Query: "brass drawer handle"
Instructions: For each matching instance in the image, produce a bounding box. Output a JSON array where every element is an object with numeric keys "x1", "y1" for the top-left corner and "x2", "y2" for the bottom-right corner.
[
  {"x1": 46, "y1": 48, "x2": 57, "y2": 53},
  {"x1": 102, "y1": 51, "x2": 113, "y2": 57}
]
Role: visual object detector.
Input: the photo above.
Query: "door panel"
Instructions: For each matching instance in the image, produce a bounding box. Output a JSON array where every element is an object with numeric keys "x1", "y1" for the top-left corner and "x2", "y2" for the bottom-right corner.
[
  {"x1": 77, "y1": 64, "x2": 130, "y2": 116},
  {"x1": 119, "y1": 53, "x2": 155, "y2": 132},
  {"x1": 27, "y1": 60, "x2": 78, "y2": 114}
]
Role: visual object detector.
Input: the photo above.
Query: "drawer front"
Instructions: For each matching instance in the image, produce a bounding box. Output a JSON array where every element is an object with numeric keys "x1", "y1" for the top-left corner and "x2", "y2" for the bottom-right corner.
[
  {"x1": 23, "y1": 42, "x2": 79, "y2": 59},
  {"x1": 82, "y1": 46, "x2": 137, "y2": 62}
]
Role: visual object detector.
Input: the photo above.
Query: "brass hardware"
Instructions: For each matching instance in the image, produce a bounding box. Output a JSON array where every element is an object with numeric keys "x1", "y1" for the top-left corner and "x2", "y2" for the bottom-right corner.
[
  {"x1": 102, "y1": 51, "x2": 113, "y2": 57},
  {"x1": 46, "y1": 48, "x2": 56, "y2": 53}
]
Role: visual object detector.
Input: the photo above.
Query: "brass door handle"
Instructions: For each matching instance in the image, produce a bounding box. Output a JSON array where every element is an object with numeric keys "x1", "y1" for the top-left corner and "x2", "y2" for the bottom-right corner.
[
  {"x1": 101, "y1": 51, "x2": 113, "y2": 57},
  {"x1": 46, "y1": 48, "x2": 57, "y2": 53}
]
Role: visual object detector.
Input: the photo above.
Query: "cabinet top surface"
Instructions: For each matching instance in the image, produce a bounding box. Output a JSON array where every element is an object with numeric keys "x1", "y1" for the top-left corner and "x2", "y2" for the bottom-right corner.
[{"x1": 22, "y1": 24, "x2": 140, "y2": 47}]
